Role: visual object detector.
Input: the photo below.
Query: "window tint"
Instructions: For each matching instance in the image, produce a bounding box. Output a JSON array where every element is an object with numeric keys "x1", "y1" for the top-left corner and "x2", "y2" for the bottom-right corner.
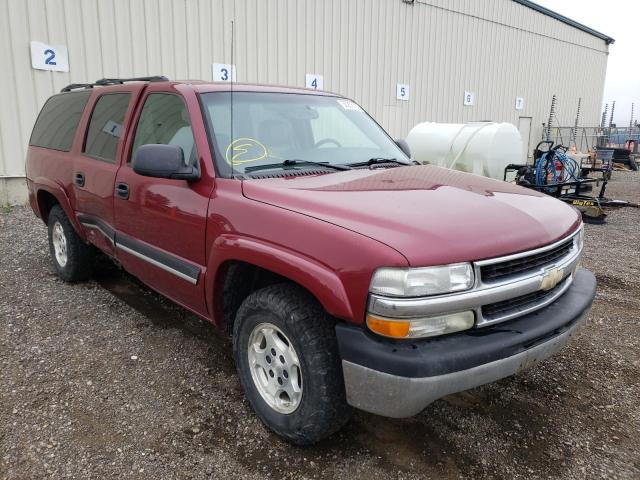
[
  {"x1": 30, "y1": 91, "x2": 91, "y2": 151},
  {"x1": 84, "y1": 93, "x2": 131, "y2": 162},
  {"x1": 131, "y1": 94, "x2": 195, "y2": 165}
]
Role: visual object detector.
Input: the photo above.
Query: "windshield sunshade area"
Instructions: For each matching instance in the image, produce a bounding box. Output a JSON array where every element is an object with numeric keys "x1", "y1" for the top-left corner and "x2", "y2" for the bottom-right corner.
[{"x1": 200, "y1": 92, "x2": 410, "y2": 176}]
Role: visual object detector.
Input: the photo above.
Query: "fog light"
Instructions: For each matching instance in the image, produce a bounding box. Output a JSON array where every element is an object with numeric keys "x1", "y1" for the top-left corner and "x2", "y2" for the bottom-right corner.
[{"x1": 366, "y1": 311, "x2": 475, "y2": 339}]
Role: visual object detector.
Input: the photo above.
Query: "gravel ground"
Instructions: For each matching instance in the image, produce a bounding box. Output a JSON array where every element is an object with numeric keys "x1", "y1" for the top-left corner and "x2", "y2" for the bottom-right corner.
[{"x1": 1, "y1": 171, "x2": 639, "y2": 479}]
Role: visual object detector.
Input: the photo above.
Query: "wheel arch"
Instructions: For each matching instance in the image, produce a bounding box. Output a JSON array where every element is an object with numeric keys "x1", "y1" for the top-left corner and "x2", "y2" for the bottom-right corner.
[
  {"x1": 207, "y1": 235, "x2": 354, "y2": 333},
  {"x1": 33, "y1": 178, "x2": 84, "y2": 238}
]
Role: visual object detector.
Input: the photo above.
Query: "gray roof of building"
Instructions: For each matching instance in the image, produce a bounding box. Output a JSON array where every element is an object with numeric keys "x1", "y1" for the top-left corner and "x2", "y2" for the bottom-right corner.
[{"x1": 513, "y1": 0, "x2": 615, "y2": 44}]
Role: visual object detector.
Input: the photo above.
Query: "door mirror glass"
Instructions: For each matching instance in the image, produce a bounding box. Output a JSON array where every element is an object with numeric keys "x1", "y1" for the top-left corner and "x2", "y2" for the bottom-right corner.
[{"x1": 133, "y1": 144, "x2": 200, "y2": 181}]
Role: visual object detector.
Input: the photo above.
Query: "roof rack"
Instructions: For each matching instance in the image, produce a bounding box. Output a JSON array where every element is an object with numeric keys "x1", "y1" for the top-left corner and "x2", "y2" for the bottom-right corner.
[{"x1": 60, "y1": 76, "x2": 169, "y2": 93}]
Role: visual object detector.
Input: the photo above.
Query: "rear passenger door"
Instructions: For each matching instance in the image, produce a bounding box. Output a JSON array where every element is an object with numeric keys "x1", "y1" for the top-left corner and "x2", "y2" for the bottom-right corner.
[
  {"x1": 113, "y1": 88, "x2": 212, "y2": 316},
  {"x1": 73, "y1": 87, "x2": 143, "y2": 255}
]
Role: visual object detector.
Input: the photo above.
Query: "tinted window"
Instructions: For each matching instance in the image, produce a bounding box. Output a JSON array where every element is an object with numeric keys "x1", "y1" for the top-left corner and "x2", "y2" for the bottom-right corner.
[
  {"x1": 131, "y1": 94, "x2": 195, "y2": 165},
  {"x1": 84, "y1": 93, "x2": 131, "y2": 162},
  {"x1": 30, "y1": 91, "x2": 91, "y2": 151}
]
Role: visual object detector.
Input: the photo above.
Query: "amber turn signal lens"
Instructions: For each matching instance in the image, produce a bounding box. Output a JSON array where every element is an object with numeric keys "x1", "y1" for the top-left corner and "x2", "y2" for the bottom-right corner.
[{"x1": 366, "y1": 314, "x2": 410, "y2": 339}]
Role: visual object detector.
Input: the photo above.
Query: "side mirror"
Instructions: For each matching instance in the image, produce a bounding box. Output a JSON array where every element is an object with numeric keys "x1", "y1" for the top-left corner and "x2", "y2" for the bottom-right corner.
[
  {"x1": 395, "y1": 138, "x2": 412, "y2": 159},
  {"x1": 133, "y1": 144, "x2": 200, "y2": 181}
]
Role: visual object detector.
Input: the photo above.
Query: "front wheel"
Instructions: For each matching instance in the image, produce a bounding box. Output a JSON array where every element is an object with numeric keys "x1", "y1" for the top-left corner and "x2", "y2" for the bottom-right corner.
[{"x1": 233, "y1": 284, "x2": 352, "y2": 445}]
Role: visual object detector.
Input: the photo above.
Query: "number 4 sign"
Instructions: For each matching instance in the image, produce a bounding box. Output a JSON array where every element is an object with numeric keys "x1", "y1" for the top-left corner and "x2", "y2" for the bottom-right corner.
[
  {"x1": 30, "y1": 41, "x2": 69, "y2": 72},
  {"x1": 305, "y1": 74, "x2": 323, "y2": 90}
]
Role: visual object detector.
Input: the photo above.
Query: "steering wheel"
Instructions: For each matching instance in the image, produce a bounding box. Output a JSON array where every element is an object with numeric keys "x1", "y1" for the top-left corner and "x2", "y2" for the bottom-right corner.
[{"x1": 314, "y1": 138, "x2": 342, "y2": 148}]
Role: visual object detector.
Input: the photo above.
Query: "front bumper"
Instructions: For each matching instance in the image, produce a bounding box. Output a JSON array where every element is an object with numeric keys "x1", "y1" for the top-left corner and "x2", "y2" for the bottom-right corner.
[{"x1": 336, "y1": 268, "x2": 597, "y2": 418}]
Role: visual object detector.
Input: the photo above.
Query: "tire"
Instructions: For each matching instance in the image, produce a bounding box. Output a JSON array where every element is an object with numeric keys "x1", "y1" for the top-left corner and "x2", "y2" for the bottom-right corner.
[
  {"x1": 629, "y1": 156, "x2": 638, "y2": 171},
  {"x1": 47, "y1": 205, "x2": 95, "y2": 282},
  {"x1": 233, "y1": 283, "x2": 352, "y2": 445}
]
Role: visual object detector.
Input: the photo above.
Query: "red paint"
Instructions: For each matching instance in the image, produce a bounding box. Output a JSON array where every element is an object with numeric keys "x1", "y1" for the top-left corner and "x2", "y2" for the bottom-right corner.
[{"x1": 26, "y1": 81, "x2": 581, "y2": 328}]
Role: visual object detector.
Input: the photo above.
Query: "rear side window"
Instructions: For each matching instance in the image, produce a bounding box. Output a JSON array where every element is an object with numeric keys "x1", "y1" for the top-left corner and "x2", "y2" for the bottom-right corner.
[
  {"x1": 30, "y1": 91, "x2": 91, "y2": 151},
  {"x1": 84, "y1": 93, "x2": 131, "y2": 162}
]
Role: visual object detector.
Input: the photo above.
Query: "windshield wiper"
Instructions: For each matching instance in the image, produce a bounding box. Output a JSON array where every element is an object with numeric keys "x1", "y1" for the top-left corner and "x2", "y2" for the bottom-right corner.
[
  {"x1": 245, "y1": 159, "x2": 352, "y2": 174},
  {"x1": 347, "y1": 157, "x2": 409, "y2": 167}
]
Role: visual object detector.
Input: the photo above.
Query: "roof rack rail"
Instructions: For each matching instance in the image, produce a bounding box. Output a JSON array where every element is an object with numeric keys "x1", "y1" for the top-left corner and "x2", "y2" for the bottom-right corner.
[
  {"x1": 60, "y1": 83, "x2": 94, "y2": 92},
  {"x1": 60, "y1": 75, "x2": 169, "y2": 93}
]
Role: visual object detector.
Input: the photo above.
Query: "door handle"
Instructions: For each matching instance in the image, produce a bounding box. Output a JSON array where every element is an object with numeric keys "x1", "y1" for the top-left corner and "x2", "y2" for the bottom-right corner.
[
  {"x1": 74, "y1": 172, "x2": 85, "y2": 187},
  {"x1": 115, "y1": 182, "x2": 130, "y2": 200}
]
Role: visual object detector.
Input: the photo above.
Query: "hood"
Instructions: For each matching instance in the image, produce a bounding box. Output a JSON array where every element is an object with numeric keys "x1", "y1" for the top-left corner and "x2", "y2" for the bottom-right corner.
[{"x1": 241, "y1": 165, "x2": 582, "y2": 266}]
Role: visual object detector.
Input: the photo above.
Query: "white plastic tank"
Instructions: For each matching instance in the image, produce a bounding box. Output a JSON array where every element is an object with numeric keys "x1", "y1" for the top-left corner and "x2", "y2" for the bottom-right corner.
[{"x1": 405, "y1": 122, "x2": 523, "y2": 180}]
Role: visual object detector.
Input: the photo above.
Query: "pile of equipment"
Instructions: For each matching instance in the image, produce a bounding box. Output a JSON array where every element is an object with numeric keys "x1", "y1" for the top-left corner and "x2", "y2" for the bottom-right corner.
[{"x1": 505, "y1": 141, "x2": 638, "y2": 224}]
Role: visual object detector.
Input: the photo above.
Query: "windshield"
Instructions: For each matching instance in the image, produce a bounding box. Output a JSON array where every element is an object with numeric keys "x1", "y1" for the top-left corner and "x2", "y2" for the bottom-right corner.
[{"x1": 200, "y1": 92, "x2": 409, "y2": 176}]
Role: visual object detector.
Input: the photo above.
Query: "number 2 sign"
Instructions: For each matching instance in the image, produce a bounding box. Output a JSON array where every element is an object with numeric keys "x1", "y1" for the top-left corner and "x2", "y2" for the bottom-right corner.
[{"x1": 30, "y1": 41, "x2": 69, "y2": 72}]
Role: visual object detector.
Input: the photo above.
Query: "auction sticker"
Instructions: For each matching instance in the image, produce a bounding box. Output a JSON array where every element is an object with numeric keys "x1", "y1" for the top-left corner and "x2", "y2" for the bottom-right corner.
[{"x1": 337, "y1": 99, "x2": 362, "y2": 111}]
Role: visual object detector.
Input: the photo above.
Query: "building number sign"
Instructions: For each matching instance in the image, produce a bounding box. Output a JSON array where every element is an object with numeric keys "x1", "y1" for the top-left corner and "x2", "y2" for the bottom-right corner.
[
  {"x1": 463, "y1": 91, "x2": 475, "y2": 106},
  {"x1": 305, "y1": 74, "x2": 323, "y2": 90},
  {"x1": 396, "y1": 84, "x2": 410, "y2": 101},
  {"x1": 30, "y1": 41, "x2": 69, "y2": 72},
  {"x1": 212, "y1": 63, "x2": 236, "y2": 82}
]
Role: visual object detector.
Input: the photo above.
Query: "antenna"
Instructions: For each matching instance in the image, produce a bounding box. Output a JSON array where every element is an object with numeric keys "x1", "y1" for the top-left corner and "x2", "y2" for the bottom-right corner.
[{"x1": 230, "y1": 20, "x2": 235, "y2": 177}]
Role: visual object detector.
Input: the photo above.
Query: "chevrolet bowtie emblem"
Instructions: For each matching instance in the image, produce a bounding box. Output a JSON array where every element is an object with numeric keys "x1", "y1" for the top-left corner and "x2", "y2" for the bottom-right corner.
[{"x1": 540, "y1": 267, "x2": 564, "y2": 291}]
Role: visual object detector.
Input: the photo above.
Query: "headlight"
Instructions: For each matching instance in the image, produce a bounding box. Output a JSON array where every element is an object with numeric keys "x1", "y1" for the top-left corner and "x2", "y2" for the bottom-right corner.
[
  {"x1": 369, "y1": 263, "x2": 474, "y2": 297},
  {"x1": 367, "y1": 311, "x2": 475, "y2": 339}
]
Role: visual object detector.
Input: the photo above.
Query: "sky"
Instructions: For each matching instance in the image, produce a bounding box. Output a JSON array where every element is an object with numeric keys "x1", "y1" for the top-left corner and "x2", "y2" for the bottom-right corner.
[{"x1": 534, "y1": 0, "x2": 639, "y2": 127}]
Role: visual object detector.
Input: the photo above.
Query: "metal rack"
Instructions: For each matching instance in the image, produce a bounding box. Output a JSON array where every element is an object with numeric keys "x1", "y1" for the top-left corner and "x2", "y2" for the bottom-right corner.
[{"x1": 60, "y1": 76, "x2": 169, "y2": 93}]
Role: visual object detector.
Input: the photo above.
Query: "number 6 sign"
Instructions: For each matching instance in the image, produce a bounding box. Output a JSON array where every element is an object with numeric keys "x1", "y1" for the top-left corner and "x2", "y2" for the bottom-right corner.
[{"x1": 30, "y1": 41, "x2": 69, "y2": 72}]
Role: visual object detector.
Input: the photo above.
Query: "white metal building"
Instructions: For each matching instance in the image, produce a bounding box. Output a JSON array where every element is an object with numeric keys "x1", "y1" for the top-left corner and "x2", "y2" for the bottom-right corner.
[{"x1": 0, "y1": 0, "x2": 613, "y2": 204}]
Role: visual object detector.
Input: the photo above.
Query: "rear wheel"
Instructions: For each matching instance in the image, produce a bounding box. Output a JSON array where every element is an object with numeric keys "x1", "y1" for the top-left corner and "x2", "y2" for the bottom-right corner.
[
  {"x1": 233, "y1": 284, "x2": 352, "y2": 445},
  {"x1": 47, "y1": 205, "x2": 95, "y2": 282}
]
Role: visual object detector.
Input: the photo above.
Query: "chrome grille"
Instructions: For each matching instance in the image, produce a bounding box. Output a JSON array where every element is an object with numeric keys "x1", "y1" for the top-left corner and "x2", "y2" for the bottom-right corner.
[
  {"x1": 480, "y1": 238, "x2": 574, "y2": 283},
  {"x1": 481, "y1": 277, "x2": 568, "y2": 320}
]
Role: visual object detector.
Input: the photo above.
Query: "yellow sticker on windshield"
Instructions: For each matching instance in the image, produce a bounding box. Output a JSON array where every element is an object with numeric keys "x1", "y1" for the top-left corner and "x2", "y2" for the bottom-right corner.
[{"x1": 225, "y1": 138, "x2": 268, "y2": 165}]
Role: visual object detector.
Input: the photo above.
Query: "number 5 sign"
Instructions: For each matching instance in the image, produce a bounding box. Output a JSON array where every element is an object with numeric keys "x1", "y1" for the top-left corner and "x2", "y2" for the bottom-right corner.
[
  {"x1": 30, "y1": 41, "x2": 69, "y2": 72},
  {"x1": 396, "y1": 84, "x2": 409, "y2": 101}
]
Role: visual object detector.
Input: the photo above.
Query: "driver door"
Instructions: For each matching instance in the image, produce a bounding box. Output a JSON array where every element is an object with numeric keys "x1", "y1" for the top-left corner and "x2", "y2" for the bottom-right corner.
[{"x1": 114, "y1": 89, "x2": 211, "y2": 315}]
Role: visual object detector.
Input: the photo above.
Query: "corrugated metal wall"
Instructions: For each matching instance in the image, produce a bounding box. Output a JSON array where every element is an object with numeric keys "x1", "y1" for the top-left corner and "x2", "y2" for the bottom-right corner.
[{"x1": 0, "y1": 0, "x2": 609, "y2": 196}]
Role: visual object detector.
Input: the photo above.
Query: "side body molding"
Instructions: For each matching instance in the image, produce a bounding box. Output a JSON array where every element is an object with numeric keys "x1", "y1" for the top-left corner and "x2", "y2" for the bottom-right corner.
[{"x1": 206, "y1": 234, "x2": 354, "y2": 324}]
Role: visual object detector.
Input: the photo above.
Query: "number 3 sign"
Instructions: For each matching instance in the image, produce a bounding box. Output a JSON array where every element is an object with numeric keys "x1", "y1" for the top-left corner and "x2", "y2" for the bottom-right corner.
[
  {"x1": 30, "y1": 41, "x2": 69, "y2": 72},
  {"x1": 212, "y1": 63, "x2": 236, "y2": 82}
]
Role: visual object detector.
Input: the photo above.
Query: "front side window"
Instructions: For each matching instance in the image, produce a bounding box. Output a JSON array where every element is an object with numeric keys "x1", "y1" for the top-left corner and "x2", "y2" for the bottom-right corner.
[
  {"x1": 131, "y1": 94, "x2": 195, "y2": 165},
  {"x1": 30, "y1": 91, "x2": 91, "y2": 151},
  {"x1": 84, "y1": 93, "x2": 131, "y2": 162},
  {"x1": 200, "y1": 92, "x2": 409, "y2": 176}
]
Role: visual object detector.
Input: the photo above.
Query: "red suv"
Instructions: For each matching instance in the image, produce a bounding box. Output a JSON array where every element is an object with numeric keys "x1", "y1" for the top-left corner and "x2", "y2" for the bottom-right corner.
[{"x1": 26, "y1": 77, "x2": 596, "y2": 444}]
